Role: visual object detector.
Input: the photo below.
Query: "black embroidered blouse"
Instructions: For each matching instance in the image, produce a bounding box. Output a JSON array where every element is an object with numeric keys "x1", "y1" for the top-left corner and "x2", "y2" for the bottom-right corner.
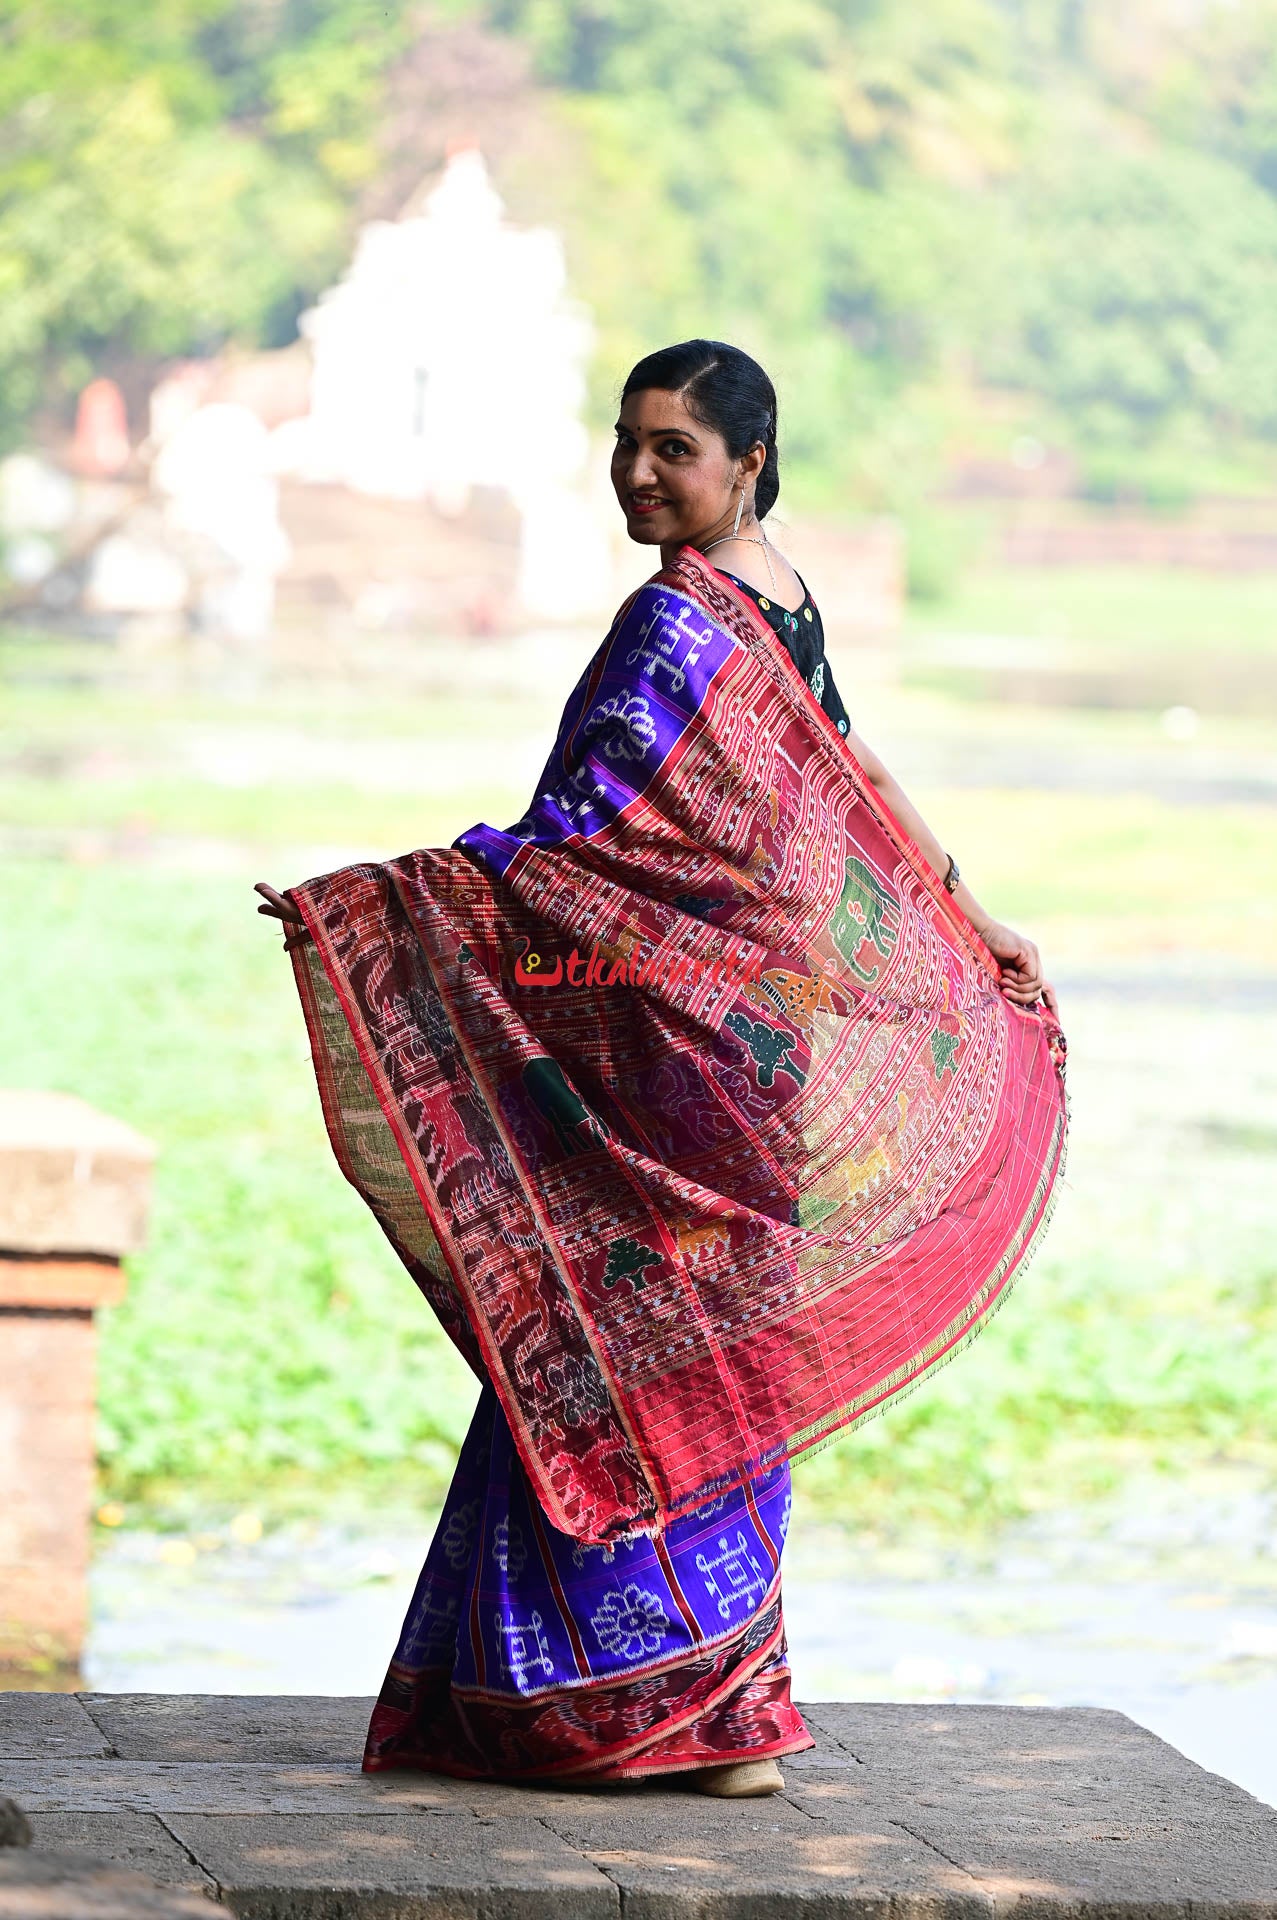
[{"x1": 718, "y1": 569, "x2": 851, "y2": 738}]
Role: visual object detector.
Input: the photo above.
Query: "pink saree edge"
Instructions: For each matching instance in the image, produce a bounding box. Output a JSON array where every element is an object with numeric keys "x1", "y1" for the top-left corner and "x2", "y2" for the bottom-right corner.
[{"x1": 286, "y1": 882, "x2": 587, "y2": 1542}]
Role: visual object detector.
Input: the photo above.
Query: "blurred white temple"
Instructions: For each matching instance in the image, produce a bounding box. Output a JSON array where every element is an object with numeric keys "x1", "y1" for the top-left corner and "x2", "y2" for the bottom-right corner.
[
  {"x1": 3, "y1": 142, "x2": 902, "y2": 658},
  {"x1": 276, "y1": 146, "x2": 612, "y2": 620}
]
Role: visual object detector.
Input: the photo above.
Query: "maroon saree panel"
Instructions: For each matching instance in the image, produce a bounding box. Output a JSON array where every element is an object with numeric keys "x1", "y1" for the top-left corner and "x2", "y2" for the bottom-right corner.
[{"x1": 288, "y1": 547, "x2": 1067, "y2": 1546}]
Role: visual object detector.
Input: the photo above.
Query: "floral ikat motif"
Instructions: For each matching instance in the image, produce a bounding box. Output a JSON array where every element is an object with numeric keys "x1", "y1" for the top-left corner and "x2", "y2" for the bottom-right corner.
[
  {"x1": 492, "y1": 1517, "x2": 527, "y2": 1579},
  {"x1": 387, "y1": 1384, "x2": 791, "y2": 1698},
  {"x1": 590, "y1": 1585, "x2": 671, "y2": 1660}
]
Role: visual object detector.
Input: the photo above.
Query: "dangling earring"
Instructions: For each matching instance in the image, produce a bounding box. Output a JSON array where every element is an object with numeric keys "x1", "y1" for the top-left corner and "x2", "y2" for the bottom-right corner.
[{"x1": 732, "y1": 481, "x2": 746, "y2": 537}]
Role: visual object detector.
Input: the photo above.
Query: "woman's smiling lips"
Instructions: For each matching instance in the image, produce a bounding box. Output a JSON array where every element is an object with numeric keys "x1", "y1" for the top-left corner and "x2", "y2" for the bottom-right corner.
[{"x1": 627, "y1": 492, "x2": 670, "y2": 517}]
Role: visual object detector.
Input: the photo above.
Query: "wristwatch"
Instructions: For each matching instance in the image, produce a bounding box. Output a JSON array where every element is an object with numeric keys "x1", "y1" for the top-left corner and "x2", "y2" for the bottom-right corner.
[{"x1": 943, "y1": 853, "x2": 960, "y2": 894}]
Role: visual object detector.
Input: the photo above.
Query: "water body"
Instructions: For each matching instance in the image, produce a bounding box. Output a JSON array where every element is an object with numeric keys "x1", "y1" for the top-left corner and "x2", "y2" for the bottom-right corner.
[{"x1": 782, "y1": 1485, "x2": 1277, "y2": 1810}]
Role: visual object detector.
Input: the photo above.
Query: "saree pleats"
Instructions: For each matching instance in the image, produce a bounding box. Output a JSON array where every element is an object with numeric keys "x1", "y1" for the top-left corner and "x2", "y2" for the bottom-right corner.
[{"x1": 364, "y1": 1385, "x2": 812, "y2": 1779}]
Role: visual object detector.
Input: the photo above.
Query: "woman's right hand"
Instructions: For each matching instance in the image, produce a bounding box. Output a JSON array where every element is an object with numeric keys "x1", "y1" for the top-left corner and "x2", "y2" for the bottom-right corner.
[
  {"x1": 254, "y1": 882, "x2": 309, "y2": 949},
  {"x1": 977, "y1": 916, "x2": 1057, "y2": 1015}
]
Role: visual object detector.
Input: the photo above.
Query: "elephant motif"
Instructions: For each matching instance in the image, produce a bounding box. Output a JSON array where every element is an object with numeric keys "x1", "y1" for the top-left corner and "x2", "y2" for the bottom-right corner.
[{"x1": 828, "y1": 856, "x2": 901, "y2": 985}]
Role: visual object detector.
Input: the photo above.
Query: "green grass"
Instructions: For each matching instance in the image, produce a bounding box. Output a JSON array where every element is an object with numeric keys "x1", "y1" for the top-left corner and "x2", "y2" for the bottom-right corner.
[
  {"x1": 0, "y1": 659, "x2": 526, "y2": 743},
  {"x1": 907, "y1": 564, "x2": 1277, "y2": 660},
  {"x1": 817, "y1": 983, "x2": 1277, "y2": 1530},
  {"x1": 910, "y1": 786, "x2": 1277, "y2": 965},
  {"x1": 0, "y1": 775, "x2": 521, "y2": 849},
  {"x1": 0, "y1": 864, "x2": 478, "y2": 1515}
]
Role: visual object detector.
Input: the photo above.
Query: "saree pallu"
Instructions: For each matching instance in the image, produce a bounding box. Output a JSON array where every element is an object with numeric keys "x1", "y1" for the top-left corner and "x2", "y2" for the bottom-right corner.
[
  {"x1": 287, "y1": 546, "x2": 1068, "y2": 1552},
  {"x1": 364, "y1": 1386, "x2": 811, "y2": 1779}
]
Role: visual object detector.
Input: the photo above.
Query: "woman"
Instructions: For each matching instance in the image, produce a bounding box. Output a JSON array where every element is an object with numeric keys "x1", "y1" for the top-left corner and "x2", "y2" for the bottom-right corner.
[{"x1": 257, "y1": 340, "x2": 1066, "y2": 1796}]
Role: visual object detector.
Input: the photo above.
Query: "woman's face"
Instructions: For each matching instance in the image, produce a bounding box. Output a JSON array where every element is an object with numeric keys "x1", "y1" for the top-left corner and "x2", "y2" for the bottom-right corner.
[{"x1": 611, "y1": 387, "x2": 754, "y2": 552}]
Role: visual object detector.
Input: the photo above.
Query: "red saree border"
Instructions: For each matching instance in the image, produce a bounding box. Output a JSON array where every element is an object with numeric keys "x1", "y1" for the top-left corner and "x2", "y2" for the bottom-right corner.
[
  {"x1": 288, "y1": 893, "x2": 598, "y2": 1535},
  {"x1": 587, "y1": 1674, "x2": 814, "y2": 1780},
  {"x1": 363, "y1": 1593, "x2": 809, "y2": 1782}
]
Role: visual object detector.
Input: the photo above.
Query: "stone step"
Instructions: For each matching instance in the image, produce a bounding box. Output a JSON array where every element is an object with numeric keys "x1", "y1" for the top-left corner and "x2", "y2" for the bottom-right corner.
[
  {"x1": 0, "y1": 1851, "x2": 214, "y2": 1918},
  {"x1": 2, "y1": 1693, "x2": 1275, "y2": 1916}
]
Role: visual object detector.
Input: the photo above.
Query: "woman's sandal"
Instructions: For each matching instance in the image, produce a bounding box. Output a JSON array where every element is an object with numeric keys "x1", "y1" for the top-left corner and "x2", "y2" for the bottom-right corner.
[{"x1": 688, "y1": 1759, "x2": 784, "y2": 1798}]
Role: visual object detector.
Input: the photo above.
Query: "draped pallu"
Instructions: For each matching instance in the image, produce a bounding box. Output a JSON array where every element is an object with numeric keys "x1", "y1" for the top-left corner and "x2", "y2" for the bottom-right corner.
[{"x1": 289, "y1": 549, "x2": 1068, "y2": 1545}]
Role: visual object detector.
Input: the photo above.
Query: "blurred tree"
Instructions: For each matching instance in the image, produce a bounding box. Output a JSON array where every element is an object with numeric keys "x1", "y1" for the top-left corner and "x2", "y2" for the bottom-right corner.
[
  {"x1": 984, "y1": 147, "x2": 1277, "y2": 459},
  {"x1": 2, "y1": 0, "x2": 1277, "y2": 500},
  {"x1": 488, "y1": 0, "x2": 1020, "y2": 509},
  {"x1": 0, "y1": 0, "x2": 404, "y2": 440},
  {"x1": 1135, "y1": 0, "x2": 1277, "y2": 199}
]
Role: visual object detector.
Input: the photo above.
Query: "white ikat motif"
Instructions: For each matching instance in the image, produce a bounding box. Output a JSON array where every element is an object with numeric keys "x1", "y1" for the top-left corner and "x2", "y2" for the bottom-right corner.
[
  {"x1": 625, "y1": 596, "x2": 715, "y2": 695},
  {"x1": 696, "y1": 1530, "x2": 769, "y2": 1620},
  {"x1": 586, "y1": 690, "x2": 658, "y2": 761},
  {"x1": 404, "y1": 1588, "x2": 458, "y2": 1660},
  {"x1": 492, "y1": 1516, "x2": 527, "y2": 1579},
  {"x1": 495, "y1": 1608, "x2": 554, "y2": 1685},
  {"x1": 440, "y1": 1500, "x2": 479, "y2": 1571},
  {"x1": 590, "y1": 1584, "x2": 671, "y2": 1661}
]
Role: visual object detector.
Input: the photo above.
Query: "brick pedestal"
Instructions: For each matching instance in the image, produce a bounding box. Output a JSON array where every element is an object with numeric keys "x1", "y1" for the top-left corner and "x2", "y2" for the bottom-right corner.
[{"x1": 0, "y1": 1095, "x2": 154, "y2": 1673}]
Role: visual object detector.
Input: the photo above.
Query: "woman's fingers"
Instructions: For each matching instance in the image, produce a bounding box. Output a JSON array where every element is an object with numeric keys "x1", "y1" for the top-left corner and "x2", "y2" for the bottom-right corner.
[
  {"x1": 999, "y1": 952, "x2": 1043, "y2": 1001},
  {"x1": 1010, "y1": 939, "x2": 1041, "y2": 982},
  {"x1": 254, "y1": 882, "x2": 310, "y2": 948},
  {"x1": 983, "y1": 922, "x2": 1042, "y2": 986},
  {"x1": 999, "y1": 973, "x2": 1060, "y2": 1013},
  {"x1": 254, "y1": 881, "x2": 304, "y2": 924},
  {"x1": 982, "y1": 919, "x2": 1054, "y2": 1013}
]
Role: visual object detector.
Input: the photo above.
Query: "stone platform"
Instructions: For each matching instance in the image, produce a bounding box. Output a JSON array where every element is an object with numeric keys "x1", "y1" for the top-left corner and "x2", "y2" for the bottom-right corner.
[{"x1": 2, "y1": 1693, "x2": 1276, "y2": 1917}]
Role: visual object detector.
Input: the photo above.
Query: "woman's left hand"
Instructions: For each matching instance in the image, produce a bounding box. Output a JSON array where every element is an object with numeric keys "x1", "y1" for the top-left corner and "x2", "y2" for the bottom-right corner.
[{"x1": 977, "y1": 918, "x2": 1057, "y2": 1015}]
